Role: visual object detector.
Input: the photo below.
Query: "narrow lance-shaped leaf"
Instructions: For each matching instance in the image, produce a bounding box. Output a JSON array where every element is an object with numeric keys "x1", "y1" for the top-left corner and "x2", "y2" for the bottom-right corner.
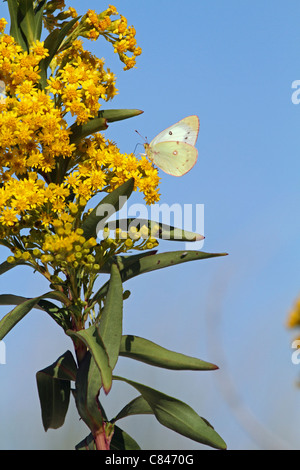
[
  {"x1": 36, "y1": 351, "x2": 78, "y2": 431},
  {"x1": 66, "y1": 325, "x2": 112, "y2": 394},
  {"x1": 112, "y1": 395, "x2": 153, "y2": 423},
  {"x1": 92, "y1": 250, "x2": 227, "y2": 303},
  {"x1": 74, "y1": 351, "x2": 104, "y2": 434},
  {"x1": 81, "y1": 178, "x2": 135, "y2": 240},
  {"x1": 34, "y1": 0, "x2": 47, "y2": 42},
  {"x1": 0, "y1": 293, "x2": 72, "y2": 329},
  {"x1": 0, "y1": 238, "x2": 13, "y2": 249},
  {"x1": 69, "y1": 109, "x2": 143, "y2": 145},
  {"x1": 0, "y1": 294, "x2": 46, "y2": 311},
  {"x1": 18, "y1": 0, "x2": 36, "y2": 48},
  {"x1": 98, "y1": 250, "x2": 158, "y2": 274},
  {"x1": 7, "y1": 0, "x2": 28, "y2": 50},
  {"x1": 110, "y1": 425, "x2": 141, "y2": 451},
  {"x1": 75, "y1": 433, "x2": 97, "y2": 451},
  {"x1": 113, "y1": 376, "x2": 227, "y2": 450},
  {"x1": 69, "y1": 116, "x2": 108, "y2": 145},
  {"x1": 0, "y1": 259, "x2": 30, "y2": 276},
  {"x1": 0, "y1": 291, "x2": 70, "y2": 341},
  {"x1": 119, "y1": 335, "x2": 218, "y2": 371},
  {"x1": 98, "y1": 109, "x2": 143, "y2": 122},
  {"x1": 118, "y1": 250, "x2": 227, "y2": 283},
  {"x1": 37, "y1": 350, "x2": 77, "y2": 381},
  {"x1": 76, "y1": 426, "x2": 141, "y2": 451},
  {"x1": 97, "y1": 263, "x2": 123, "y2": 370}
]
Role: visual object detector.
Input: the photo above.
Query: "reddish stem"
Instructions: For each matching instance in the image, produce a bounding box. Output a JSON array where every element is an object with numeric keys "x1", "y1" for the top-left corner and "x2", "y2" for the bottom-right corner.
[{"x1": 94, "y1": 427, "x2": 111, "y2": 450}]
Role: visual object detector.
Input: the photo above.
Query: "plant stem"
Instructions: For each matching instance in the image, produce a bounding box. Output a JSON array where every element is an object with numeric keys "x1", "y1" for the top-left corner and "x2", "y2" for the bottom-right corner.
[{"x1": 94, "y1": 427, "x2": 110, "y2": 450}]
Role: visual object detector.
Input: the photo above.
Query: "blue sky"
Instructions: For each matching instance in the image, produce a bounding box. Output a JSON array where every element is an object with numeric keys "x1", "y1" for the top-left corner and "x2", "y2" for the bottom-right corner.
[{"x1": 0, "y1": 0, "x2": 300, "y2": 450}]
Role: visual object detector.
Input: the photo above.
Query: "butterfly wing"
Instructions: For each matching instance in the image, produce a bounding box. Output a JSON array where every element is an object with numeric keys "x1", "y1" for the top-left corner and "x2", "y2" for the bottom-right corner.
[
  {"x1": 150, "y1": 115, "x2": 199, "y2": 147},
  {"x1": 149, "y1": 141, "x2": 198, "y2": 177}
]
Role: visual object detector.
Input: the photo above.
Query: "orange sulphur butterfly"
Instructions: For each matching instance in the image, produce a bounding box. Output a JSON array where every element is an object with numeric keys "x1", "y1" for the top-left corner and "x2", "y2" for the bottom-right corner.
[{"x1": 144, "y1": 115, "x2": 200, "y2": 176}]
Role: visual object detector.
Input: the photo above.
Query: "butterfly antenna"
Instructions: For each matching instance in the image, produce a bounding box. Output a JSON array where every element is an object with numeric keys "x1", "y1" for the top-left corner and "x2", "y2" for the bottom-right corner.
[
  {"x1": 135, "y1": 129, "x2": 147, "y2": 142},
  {"x1": 134, "y1": 130, "x2": 148, "y2": 155}
]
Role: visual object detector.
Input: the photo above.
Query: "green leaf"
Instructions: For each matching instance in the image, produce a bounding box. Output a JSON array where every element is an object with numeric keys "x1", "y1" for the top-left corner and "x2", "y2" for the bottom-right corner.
[
  {"x1": 0, "y1": 294, "x2": 45, "y2": 310},
  {"x1": 8, "y1": 0, "x2": 46, "y2": 50},
  {"x1": 97, "y1": 264, "x2": 123, "y2": 370},
  {"x1": 18, "y1": 0, "x2": 35, "y2": 47},
  {"x1": 67, "y1": 326, "x2": 112, "y2": 394},
  {"x1": 98, "y1": 250, "x2": 158, "y2": 274},
  {"x1": 69, "y1": 109, "x2": 143, "y2": 145},
  {"x1": 106, "y1": 218, "x2": 204, "y2": 242},
  {"x1": 118, "y1": 250, "x2": 227, "y2": 283},
  {"x1": 75, "y1": 432, "x2": 97, "y2": 450},
  {"x1": 39, "y1": 16, "x2": 79, "y2": 88},
  {"x1": 74, "y1": 351, "x2": 104, "y2": 434},
  {"x1": 76, "y1": 426, "x2": 141, "y2": 450},
  {"x1": 0, "y1": 293, "x2": 72, "y2": 329},
  {"x1": 81, "y1": 178, "x2": 135, "y2": 240},
  {"x1": 98, "y1": 109, "x2": 143, "y2": 123},
  {"x1": 33, "y1": 0, "x2": 47, "y2": 42},
  {"x1": 110, "y1": 425, "x2": 141, "y2": 450},
  {"x1": 36, "y1": 351, "x2": 77, "y2": 431},
  {"x1": 119, "y1": 335, "x2": 218, "y2": 371},
  {"x1": 38, "y1": 350, "x2": 77, "y2": 380},
  {"x1": 92, "y1": 250, "x2": 227, "y2": 303},
  {"x1": 112, "y1": 395, "x2": 153, "y2": 423},
  {"x1": 69, "y1": 116, "x2": 108, "y2": 145},
  {"x1": 0, "y1": 239, "x2": 12, "y2": 249},
  {"x1": 35, "y1": 300, "x2": 72, "y2": 330},
  {"x1": 114, "y1": 376, "x2": 227, "y2": 450},
  {"x1": 0, "y1": 259, "x2": 30, "y2": 276},
  {"x1": 0, "y1": 291, "x2": 70, "y2": 341},
  {"x1": 7, "y1": 0, "x2": 28, "y2": 50}
]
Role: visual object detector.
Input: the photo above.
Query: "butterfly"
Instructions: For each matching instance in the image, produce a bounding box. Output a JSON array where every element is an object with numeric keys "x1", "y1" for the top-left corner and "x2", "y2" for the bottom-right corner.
[{"x1": 143, "y1": 115, "x2": 200, "y2": 176}]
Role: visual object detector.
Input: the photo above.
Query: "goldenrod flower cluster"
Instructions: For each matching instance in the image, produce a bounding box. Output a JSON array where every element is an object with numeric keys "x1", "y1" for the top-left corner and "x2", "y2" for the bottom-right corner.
[
  {"x1": 47, "y1": 39, "x2": 118, "y2": 123},
  {"x1": 6, "y1": 216, "x2": 159, "y2": 287},
  {"x1": 84, "y1": 8, "x2": 142, "y2": 71},
  {"x1": 72, "y1": 133, "x2": 160, "y2": 203},
  {"x1": 43, "y1": 2, "x2": 141, "y2": 70},
  {"x1": 7, "y1": 217, "x2": 99, "y2": 273},
  {"x1": 0, "y1": 6, "x2": 160, "y2": 293},
  {"x1": 0, "y1": 37, "x2": 75, "y2": 174}
]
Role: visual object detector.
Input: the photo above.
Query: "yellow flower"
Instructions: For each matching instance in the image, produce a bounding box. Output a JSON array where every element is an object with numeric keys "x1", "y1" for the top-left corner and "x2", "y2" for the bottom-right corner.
[
  {"x1": 0, "y1": 207, "x2": 18, "y2": 226},
  {"x1": 287, "y1": 297, "x2": 300, "y2": 328},
  {"x1": 29, "y1": 41, "x2": 49, "y2": 59},
  {"x1": 140, "y1": 225, "x2": 149, "y2": 239},
  {"x1": 0, "y1": 7, "x2": 158, "y2": 281},
  {"x1": 0, "y1": 18, "x2": 7, "y2": 33},
  {"x1": 46, "y1": 76, "x2": 64, "y2": 95}
]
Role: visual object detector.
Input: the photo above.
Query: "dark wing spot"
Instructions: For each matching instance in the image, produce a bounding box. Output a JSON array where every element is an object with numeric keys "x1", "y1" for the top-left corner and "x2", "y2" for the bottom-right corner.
[{"x1": 169, "y1": 131, "x2": 173, "y2": 135}]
